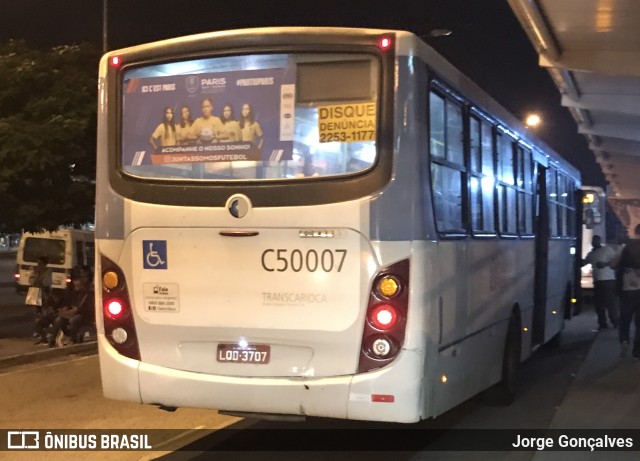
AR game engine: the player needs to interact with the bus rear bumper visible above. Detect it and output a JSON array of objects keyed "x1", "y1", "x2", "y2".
[{"x1": 99, "y1": 336, "x2": 423, "y2": 423}]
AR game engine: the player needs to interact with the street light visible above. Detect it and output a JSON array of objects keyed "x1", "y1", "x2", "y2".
[{"x1": 525, "y1": 113, "x2": 542, "y2": 128}]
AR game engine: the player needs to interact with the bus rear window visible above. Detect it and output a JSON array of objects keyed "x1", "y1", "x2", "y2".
[
  {"x1": 121, "y1": 53, "x2": 380, "y2": 181},
  {"x1": 23, "y1": 238, "x2": 66, "y2": 265}
]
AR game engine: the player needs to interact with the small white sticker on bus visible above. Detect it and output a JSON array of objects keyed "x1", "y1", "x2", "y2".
[{"x1": 143, "y1": 283, "x2": 180, "y2": 312}]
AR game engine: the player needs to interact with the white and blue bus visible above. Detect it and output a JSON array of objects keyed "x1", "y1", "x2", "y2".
[{"x1": 95, "y1": 27, "x2": 580, "y2": 423}]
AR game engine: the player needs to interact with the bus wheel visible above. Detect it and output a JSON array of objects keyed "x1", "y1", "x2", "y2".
[{"x1": 495, "y1": 314, "x2": 521, "y2": 405}]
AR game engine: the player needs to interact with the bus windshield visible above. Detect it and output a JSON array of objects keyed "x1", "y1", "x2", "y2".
[{"x1": 121, "y1": 53, "x2": 380, "y2": 182}]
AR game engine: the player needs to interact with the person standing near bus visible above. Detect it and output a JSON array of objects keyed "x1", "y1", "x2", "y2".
[
  {"x1": 608, "y1": 224, "x2": 640, "y2": 358},
  {"x1": 239, "y1": 103, "x2": 264, "y2": 151},
  {"x1": 192, "y1": 98, "x2": 223, "y2": 144},
  {"x1": 149, "y1": 107, "x2": 177, "y2": 151},
  {"x1": 582, "y1": 234, "x2": 619, "y2": 330},
  {"x1": 28, "y1": 256, "x2": 53, "y2": 344}
]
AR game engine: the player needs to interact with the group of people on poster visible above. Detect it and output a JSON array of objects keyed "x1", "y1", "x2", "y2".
[{"x1": 149, "y1": 97, "x2": 264, "y2": 152}]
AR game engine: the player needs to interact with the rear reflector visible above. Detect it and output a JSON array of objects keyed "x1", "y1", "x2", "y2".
[{"x1": 371, "y1": 394, "x2": 395, "y2": 403}]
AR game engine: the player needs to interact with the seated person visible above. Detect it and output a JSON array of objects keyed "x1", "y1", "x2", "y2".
[
  {"x1": 48, "y1": 267, "x2": 95, "y2": 347},
  {"x1": 34, "y1": 289, "x2": 65, "y2": 344}
]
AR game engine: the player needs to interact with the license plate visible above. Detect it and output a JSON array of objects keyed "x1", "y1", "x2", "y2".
[{"x1": 217, "y1": 344, "x2": 270, "y2": 364}]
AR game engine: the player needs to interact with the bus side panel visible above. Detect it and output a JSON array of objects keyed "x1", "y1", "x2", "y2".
[
  {"x1": 433, "y1": 324, "x2": 505, "y2": 417},
  {"x1": 545, "y1": 239, "x2": 574, "y2": 341},
  {"x1": 432, "y1": 240, "x2": 502, "y2": 416},
  {"x1": 430, "y1": 238, "x2": 535, "y2": 417}
]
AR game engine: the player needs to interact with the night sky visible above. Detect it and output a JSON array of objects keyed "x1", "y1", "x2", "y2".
[{"x1": 0, "y1": 0, "x2": 605, "y2": 185}]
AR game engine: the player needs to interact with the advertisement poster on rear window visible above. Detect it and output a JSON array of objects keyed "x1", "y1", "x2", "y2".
[{"x1": 121, "y1": 68, "x2": 295, "y2": 167}]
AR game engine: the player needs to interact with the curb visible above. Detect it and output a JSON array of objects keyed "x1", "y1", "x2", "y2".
[{"x1": 0, "y1": 341, "x2": 97, "y2": 370}]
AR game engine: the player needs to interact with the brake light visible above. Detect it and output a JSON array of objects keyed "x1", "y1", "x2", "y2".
[
  {"x1": 358, "y1": 259, "x2": 409, "y2": 373},
  {"x1": 107, "y1": 300, "x2": 124, "y2": 318},
  {"x1": 110, "y1": 56, "x2": 121, "y2": 68},
  {"x1": 100, "y1": 255, "x2": 140, "y2": 361},
  {"x1": 370, "y1": 304, "x2": 398, "y2": 330}
]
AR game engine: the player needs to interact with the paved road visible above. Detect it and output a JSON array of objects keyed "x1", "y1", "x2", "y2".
[{"x1": 0, "y1": 354, "x2": 241, "y2": 461}]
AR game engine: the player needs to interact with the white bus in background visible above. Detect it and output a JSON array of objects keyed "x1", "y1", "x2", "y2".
[
  {"x1": 15, "y1": 228, "x2": 95, "y2": 292},
  {"x1": 95, "y1": 27, "x2": 580, "y2": 423},
  {"x1": 580, "y1": 186, "x2": 607, "y2": 292}
]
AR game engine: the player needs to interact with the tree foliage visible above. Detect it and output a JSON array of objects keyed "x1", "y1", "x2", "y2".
[{"x1": 0, "y1": 40, "x2": 99, "y2": 233}]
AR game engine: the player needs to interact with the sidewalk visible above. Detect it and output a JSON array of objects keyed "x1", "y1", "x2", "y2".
[
  {"x1": 533, "y1": 311, "x2": 640, "y2": 460},
  {"x1": 0, "y1": 247, "x2": 97, "y2": 370},
  {"x1": 0, "y1": 337, "x2": 97, "y2": 370}
]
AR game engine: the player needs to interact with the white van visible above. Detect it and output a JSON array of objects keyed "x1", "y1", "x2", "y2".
[{"x1": 14, "y1": 229, "x2": 95, "y2": 292}]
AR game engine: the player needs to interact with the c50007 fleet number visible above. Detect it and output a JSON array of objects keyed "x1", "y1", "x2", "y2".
[{"x1": 261, "y1": 249, "x2": 347, "y2": 273}]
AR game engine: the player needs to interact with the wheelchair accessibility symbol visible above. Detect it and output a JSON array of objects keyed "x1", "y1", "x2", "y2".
[{"x1": 143, "y1": 240, "x2": 168, "y2": 269}]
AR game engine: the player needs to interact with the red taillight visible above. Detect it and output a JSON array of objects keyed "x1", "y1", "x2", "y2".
[
  {"x1": 14, "y1": 273, "x2": 20, "y2": 281},
  {"x1": 370, "y1": 304, "x2": 398, "y2": 330},
  {"x1": 110, "y1": 56, "x2": 121, "y2": 68},
  {"x1": 379, "y1": 36, "x2": 392, "y2": 51},
  {"x1": 358, "y1": 259, "x2": 410, "y2": 373},
  {"x1": 107, "y1": 300, "x2": 124, "y2": 318}
]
